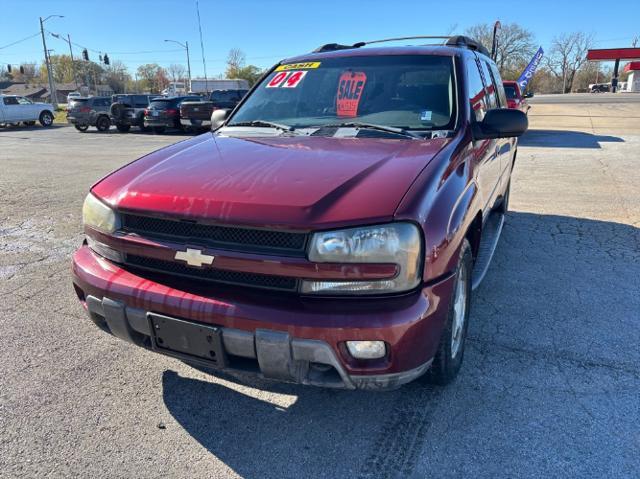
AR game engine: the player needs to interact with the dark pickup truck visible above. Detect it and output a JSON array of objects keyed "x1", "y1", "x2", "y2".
[
  {"x1": 180, "y1": 89, "x2": 248, "y2": 130},
  {"x1": 72, "y1": 36, "x2": 527, "y2": 390}
]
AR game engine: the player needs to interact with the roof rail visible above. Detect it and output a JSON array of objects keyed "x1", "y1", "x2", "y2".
[{"x1": 312, "y1": 35, "x2": 490, "y2": 56}]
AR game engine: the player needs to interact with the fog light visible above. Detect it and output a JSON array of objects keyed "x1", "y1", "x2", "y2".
[{"x1": 346, "y1": 340, "x2": 386, "y2": 359}]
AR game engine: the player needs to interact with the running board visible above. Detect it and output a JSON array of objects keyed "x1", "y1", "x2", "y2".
[{"x1": 471, "y1": 211, "x2": 505, "y2": 291}]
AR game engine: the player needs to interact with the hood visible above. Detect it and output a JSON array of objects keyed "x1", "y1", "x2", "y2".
[{"x1": 92, "y1": 133, "x2": 449, "y2": 229}]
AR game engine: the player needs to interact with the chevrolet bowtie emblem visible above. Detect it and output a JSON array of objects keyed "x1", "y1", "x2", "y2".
[{"x1": 174, "y1": 248, "x2": 215, "y2": 267}]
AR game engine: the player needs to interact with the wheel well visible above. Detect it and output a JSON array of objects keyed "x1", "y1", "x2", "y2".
[{"x1": 465, "y1": 212, "x2": 483, "y2": 263}]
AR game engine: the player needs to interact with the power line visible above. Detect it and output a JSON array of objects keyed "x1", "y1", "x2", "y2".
[{"x1": 0, "y1": 32, "x2": 41, "y2": 50}]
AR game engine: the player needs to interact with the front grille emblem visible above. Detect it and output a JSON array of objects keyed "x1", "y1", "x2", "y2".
[{"x1": 174, "y1": 248, "x2": 215, "y2": 267}]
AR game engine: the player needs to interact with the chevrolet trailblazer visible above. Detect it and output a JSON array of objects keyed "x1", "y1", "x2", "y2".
[{"x1": 72, "y1": 36, "x2": 527, "y2": 390}]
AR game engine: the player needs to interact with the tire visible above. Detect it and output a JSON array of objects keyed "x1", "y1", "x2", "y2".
[
  {"x1": 116, "y1": 124, "x2": 131, "y2": 133},
  {"x1": 75, "y1": 124, "x2": 89, "y2": 132},
  {"x1": 39, "y1": 111, "x2": 54, "y2": 127},
  {"x1": 426, "y1": 239, "x2": 473, "y2": 385},
  {"x1": 153, "y1": 126, "x2": 166, "y2": 134},
  {"x1": 96, "y1": 116, "x2": 110, "y2": 132}
]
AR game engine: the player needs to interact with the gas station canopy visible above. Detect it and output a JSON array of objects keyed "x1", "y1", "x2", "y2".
[{"x1": 586, "y1": 48, "x2": 640, "y2": 92}]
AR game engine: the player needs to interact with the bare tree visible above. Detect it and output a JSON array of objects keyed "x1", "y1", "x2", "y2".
[
  {"x1": 546, "y1": 32, "x2": 594, "y2": 93},
  {"x1": 226, "y1": 48, "x2": 246, "y2": 74},
  {"x1": 465, "y1": 23, "x2": 536, "y2": 74},
  {"x1": 167, "y1": 63, "x2": 186, "y2": 83}
]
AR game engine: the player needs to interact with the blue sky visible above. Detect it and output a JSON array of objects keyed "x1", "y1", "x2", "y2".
[{"x1": 1, "y1": 0, "x2": 637, "y2": 77}]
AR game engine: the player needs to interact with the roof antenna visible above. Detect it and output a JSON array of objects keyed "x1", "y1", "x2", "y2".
[{"x1": 491, "y1": 21, "x2": 501, "y2": 61}]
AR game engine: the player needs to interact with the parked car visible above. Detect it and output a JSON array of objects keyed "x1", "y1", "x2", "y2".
[
  {"x1": 66, "y1": 96, "x2": 112, "y2": 132},
  {"x1": 502, "y1": 80, "x2": 530, "y2": 114},
  {"x1": 0, "y1": 95, "x2": 54, "y2": 127},
  {"x1": 180, "y1": 89, "x2": 248, "y2": 131},
  {"x1": 143, "y1": 95, "x2": 200, "y2": 133},
  {"x1": 109, "y1": 94, "x2": 157, "y2": 132},
  {"x1": 589, "y1": 83, "x2": 610, "y2": 93},
  {"x1": 72, "y1": 36, "x2": 528, "y2": 390},
  {"x1": 67, "y1": 92, "x2": 82, "y2": 103}
]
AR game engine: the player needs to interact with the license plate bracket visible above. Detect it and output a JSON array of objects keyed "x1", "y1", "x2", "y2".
[{"x1": 148, "y1": 313, "x2": 227, "y2": 368}]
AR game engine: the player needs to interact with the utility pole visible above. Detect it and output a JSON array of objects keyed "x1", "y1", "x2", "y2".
[
  {"x1": 51, "y1": 32, "x2": 78, "y2": 89},
  {"x1": 40, "y1": 16, "x2": 59, "y2": 107},
  {"x1": 185, "y1": 41, "x2": 192, "y2": 93},
  {"x1": 164, "y1": 39, "x2": 192, "y2": 93},
  {"x1": 67, "y1": 34, "x2": 77, "y2": 89},
  {"x1": 195, "y1": 0, "x2": 208, "y2": 93}
]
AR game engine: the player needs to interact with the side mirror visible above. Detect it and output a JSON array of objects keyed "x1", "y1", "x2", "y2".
[
  {"x1": 473, "y1": 109, "x2": 528, "y2": 140},
  {"x1": 210, "y1": 109, "x2": 230, "y2": 130},
  {"x1": 523, "y1": 91, "x2": 534, "y2": 98}
]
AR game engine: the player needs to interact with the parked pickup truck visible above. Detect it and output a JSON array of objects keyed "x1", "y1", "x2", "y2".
[
  {"x1": 72, "y1": 36, "x2": 527, "y2": 390},
  {"x1": 0, "y1": 94, "x2": 54, "y2": 127},
  {"x1": 179, "y1": 89, "x2": 248, "y2": 130}
]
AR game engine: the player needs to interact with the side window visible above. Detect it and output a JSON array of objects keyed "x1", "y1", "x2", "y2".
[
  {"x1": 479, "y1": 61, "x2": 497, "y2": 109},
  {"x1": 466, "y1": 59, "x2": 486, "y2": 122},
  {"x1": 4, "y1": 97, "x2": 19, "y2": 105},
  {"x1": 17, "y1": 97, "x2": 32, "y2": 105},
  {"x1": 487, "y1": 62, "x2": 507, "y2": 108},
  {"x1": 134, "y1": 95, "x2": 148, "y2": 107}
]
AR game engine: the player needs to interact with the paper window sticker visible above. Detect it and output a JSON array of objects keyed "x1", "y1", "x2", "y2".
[
  {"x1": 266, "y1": 71, "x2": 290, "y2": 88},
  {"x1": 336, "y1": 71, "x2": 367, "y2": 117}
]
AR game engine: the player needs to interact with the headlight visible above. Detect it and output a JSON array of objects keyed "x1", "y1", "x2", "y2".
[
  {"x1": 82, "y1": 193, "x2": 119, "y2": 233},
  {"x1": 303, "y1": 222, "x2": 422, "y2": 294}
]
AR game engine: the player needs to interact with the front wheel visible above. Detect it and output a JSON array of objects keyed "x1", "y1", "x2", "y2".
[
  {"x1": 96, "y1": 116, "x2": 110, "y2": 132},
  {"x1": 39, "y1": 111, "x2": 54, "y2": 127},
  {"x1": 426, "y1": 238, "x2": 472, "y2": 385},
  {"x1": 75, "y1": 124, "x2": 89, "y2": 132}
]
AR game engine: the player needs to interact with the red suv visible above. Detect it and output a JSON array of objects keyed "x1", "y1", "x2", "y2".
[
  {"x1": 503, "y1": 80, "x2": 530, "y2": 113},
  {"x1": 72, "y1": 36, "x2": 527, "y2": 390}
]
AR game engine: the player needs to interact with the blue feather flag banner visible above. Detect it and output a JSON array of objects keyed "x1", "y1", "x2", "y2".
[{"x1": 517, "y1": 47, "x2": 544, "y2": 91}]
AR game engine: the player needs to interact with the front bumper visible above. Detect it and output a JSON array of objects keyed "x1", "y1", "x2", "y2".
[{"x1": 72, "y1": 246, "x2": 454, "y2": 390}]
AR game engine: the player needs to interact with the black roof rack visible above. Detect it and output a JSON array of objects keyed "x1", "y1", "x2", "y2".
[{"x1": 312, "y1": 35, "x2": 490, "y2": 57}]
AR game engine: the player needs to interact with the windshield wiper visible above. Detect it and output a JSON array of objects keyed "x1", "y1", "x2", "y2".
[
  {"x1": 226, "y1": 120, "x2": 293, "y2": 132},
  {"x1": 318, "y1": 122, "x2": 421, "y2": 139}
]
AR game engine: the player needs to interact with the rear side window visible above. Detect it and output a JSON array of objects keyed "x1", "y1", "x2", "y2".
[
  {"x1": 93, "y1": 98, "x2": 110, "y2": 107},
  {"x1": 487, "y1": 62, "x2": 507, "y2": 107},
  {"x1": 479, "y1": 60, "x2": 497, "y2": 109},
  {"x1": 133, "y1": 95, "x2": 149, "y2": 107},
  {"x1": 466, "y1": 59, "x2": 486, "y2": 122}
]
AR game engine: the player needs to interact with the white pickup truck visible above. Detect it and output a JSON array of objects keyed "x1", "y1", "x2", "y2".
[{"x1": 0, "y1": 95, "x2": 55, "y2": 127}]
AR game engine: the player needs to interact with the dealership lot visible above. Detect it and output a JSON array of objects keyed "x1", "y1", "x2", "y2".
[{"x1": 1, "y1": 100, "x2": 639, "y2": 478}]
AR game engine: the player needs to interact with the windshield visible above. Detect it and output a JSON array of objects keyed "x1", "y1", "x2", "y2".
[
  {"x1": 229, "y1": 55, "x2": 456, "y2": 131},
  {"x1": 504, "y1": 85, "x2": 518, "y2": 99}
]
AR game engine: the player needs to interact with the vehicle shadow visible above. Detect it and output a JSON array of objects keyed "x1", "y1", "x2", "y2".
[
  {"x1": 160, "y1": 211, "x2": 640, "y2": 478},
  {"x1": 0, "y1": 124, "x2": 66, "y2": 132},
  {"x1": 519, "y1": 129, "x2": 624, "y2": 149}
]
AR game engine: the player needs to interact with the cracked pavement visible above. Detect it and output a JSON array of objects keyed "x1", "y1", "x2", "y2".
[{"x1": 1, "y1": 102, "x2": 639, "y2": 478}]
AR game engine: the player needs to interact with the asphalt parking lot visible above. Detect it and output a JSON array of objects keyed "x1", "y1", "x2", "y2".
[{"x1": 1, "y1": 101, "x2": 639, "y2": 478}]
